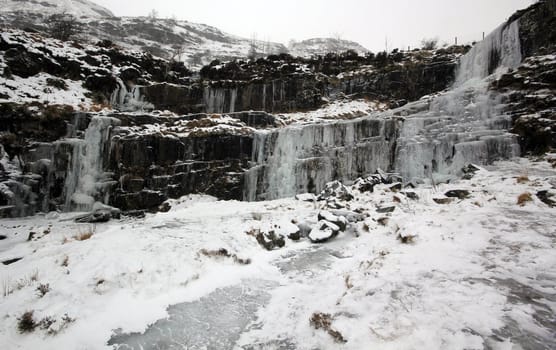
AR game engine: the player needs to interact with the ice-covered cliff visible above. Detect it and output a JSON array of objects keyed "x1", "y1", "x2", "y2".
[{"x1": 244, "y1": 20, "x2": 524, "y2": 200}]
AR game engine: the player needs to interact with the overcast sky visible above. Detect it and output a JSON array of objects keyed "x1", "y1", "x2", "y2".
[{"x1": 92, "y1": 0, "x2": 535, "y2": 51}]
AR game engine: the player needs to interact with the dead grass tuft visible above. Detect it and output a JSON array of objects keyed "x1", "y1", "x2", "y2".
[
  {"x1": 397, "y1": 233, "x2": 416, "y2": 244},
  {"x1": 517, "y1": 192, "x2": 533, "y2": 206},
  {"x1": 17, "y1": 311, "x2": 37, "y2": 333},
  {"x1": 309, "y1": 312, "x2": 347, "y2": 343},
  {"x1": 200, "y1": 248, "x2": 251, "y2": 265},
  {"x1": 516, "y1": 175, "x2": 529, "y2": 184},
  {"x1": 36, "y1": 283, "x2": 50, "y2": 297}
]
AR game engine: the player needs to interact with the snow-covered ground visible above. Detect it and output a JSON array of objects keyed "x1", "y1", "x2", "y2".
[
  {"x1": 277, "y1": 99, "x2": 388, "y2": 125},
  {"x1": 0, "y1": 157, "x2": 555, "y2": 349}
]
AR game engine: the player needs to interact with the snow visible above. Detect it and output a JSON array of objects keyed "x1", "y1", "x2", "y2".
[
  {"x1": 0, "y1": 158, "x2": 555, "y2": 349},
  {"x1": 0, "y1": 0, "x2": 114, "y2": 18},
  {"x1": 0, "y1": 73, "x2": 92, "y2": 109},
  {"x1": 277, "y1": 99, "x2": 387, "y2": 125}
]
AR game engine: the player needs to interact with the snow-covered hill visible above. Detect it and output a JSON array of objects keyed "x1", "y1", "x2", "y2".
[
  {"x1": 0, "y1": 1, "x2": 373, "y2": 66},
  {"x1": 0, "y1": 0, "x2": 287, "y2": 66},
  {"x1": 0, "y1": 0, "x2": 114, "y2": 18},
  {"x1": 289, "y1": 38, "x2": 369, "y2": 57}
]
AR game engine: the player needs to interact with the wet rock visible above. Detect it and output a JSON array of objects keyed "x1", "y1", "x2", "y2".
[
  {"x1": 122, "y1": 210, "x2": 146, "y2": 218},
  {"x1": 309, "y1": 220, "x2": 340, "y2": 243},
  {"x1": 445, "y1": 190, "x2": 471, "y2": 199},
  {"x1": 376, "y1": 206, "x2": 396, "y2": 213},
  {"x1": 2, "y1": 257, "x2": 22, "y2": 265},
  {"x1": 112, "y1": 190, "x2": 167, "y2": 211},
  {"x1": 536, "y1": 190, "x2": 556, "y2": 207},
  {"x1": 74, "y1": 209, "x2": 112, "y2": 223}
]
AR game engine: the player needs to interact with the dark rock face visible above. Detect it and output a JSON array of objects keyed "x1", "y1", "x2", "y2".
[
  {"x1": 512, "y1": 0, "x2": 556, "y2": 57},
  {"x1": 109, "y1": 131, "x2": 253, "y2": 209},
  {"x1": 493, "y1": 55, "x2": 556, "y2": 155},
  {"x1": 140, "y1": 83, "x2": 204, "y2": 115},
  {"x1": 204, "y1": 77, "x2": 326, "y2": 114},
  {"x1": 0, "y1": 110, "x2": 255, "y2": 215},
  {"x1": 492, "y1": 0, "x2": 556, "y2": 155},
  {"x1": 332, "y1": 58, "x2": 458, "y2": 106}
]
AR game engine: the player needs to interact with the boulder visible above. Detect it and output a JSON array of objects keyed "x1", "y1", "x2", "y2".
[
  {"x1": 445, "y1": 190, "x2": 471, "y2": 199},
  {"x1": 318, "y1": 181, "x2": 354, "y2": 202},
  {"x1": 256, "y1": 230, "x2": 286, "y2": 251},
  {"x1": 353, "y1": 175, "x2": 382, "y2": 193},
  {"x1": 309, "y1": 220, "x2": 341, "y2": 243},
  {"x1": 317, "y1": 210, "x2": 348, "y2": 231}
]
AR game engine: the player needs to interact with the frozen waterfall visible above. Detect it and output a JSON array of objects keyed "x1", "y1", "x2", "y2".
[
  {"x1": 244, "y1": 19, "x2": 523, "y2": 200},
  {"x1": 63, "y1": 116, "x2": 120, "y2": 211},
  {"x1": 110, "y1": 78, "x2": 154, "y2": 112}
]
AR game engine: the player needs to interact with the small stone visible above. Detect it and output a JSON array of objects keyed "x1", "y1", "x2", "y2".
[
  {"x1": 402, "y1": 191, "x2": 419, "y2": 200},
  {"x1": 377, "y1": 217, "x2": 389, "y2": 226},
  {"x1": 376, "y1": 206, "x2": 396, "y2": 213},
  {"x1": 445, "y1": 190, "x2": 471, "y2": 199},
  {"x1": 389, "y1": 183, "x2": 402, "y2": 192},
  {"x1": 433, "y1": 198, "x2": 453, "y2": 205}
]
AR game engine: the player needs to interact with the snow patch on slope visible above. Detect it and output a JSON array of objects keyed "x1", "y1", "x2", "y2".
[{"x1": 0, "y1": 0, "x2": 114, "y2": 18}]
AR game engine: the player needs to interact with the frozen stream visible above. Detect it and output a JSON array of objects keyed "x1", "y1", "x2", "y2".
[
  {"x1": 108, "y1": 280, "x2": 277, "y2": 350},
  {"x1": 108, "y1": 247, "x2": 341, "y2": 350}
]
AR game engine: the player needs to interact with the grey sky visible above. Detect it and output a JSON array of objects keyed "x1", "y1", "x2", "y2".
[{"x1": 92, "y1": 0, "x2": 535, "y2": 51}]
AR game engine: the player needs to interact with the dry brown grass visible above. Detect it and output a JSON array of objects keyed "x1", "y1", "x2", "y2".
[
  {"x1": 517, "y1": 192, "x2": 533, "y2": 206},
  {"x1": 516, "y1": 175, "x2": 529, "y2": 184},
  {"x1": 73, "y1": 232, "x2": 93, "y2": 241},
  {"x1": 309, "y1": 312, "x2": 347, "y2": 343}
]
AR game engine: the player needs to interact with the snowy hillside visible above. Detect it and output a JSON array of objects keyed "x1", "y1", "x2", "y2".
[
  {"x1": 0, "y1": 1, "x2": 287, "y2": 66},
  {"x1": 0, "y1": 0, "x2": 114, "y2": 18},
  {"x1": 289, "y1": 38, "x2": 369, "y2": 57},
  {"x1": 0, "y1": 1, "x2": 373, "y2": 65}
]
